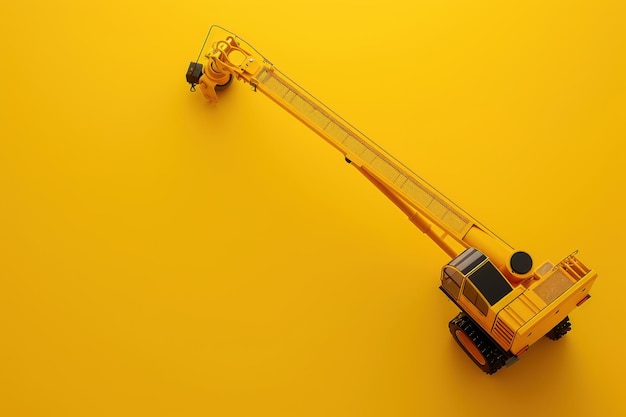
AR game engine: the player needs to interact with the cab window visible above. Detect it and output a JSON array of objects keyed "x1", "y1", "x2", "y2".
[
  {"x1": 462, "y1": 281, "x2": 489, "y2": 316},
  {"x1": 442, "y1": 266, "x2": 463, "y2": 299},
  {"x1": 468, "y1": 261, "x2": 513, "y2": 305}
]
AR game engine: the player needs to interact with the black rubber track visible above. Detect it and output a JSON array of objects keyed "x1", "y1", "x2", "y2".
[
  {"x1": 545, "y1": 316, "x2": 571, "y2": 341},
  {"x1": 449, "y1": 312, "x2": 507, "y2": 375}
]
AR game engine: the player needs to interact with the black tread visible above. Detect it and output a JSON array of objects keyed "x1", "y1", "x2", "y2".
[
  {"x1": 545, "y1": 316, "x2": 571, "y2": 341},
  {"x1": 449, "y1": 313, "x2": 507, "y2": 375}
]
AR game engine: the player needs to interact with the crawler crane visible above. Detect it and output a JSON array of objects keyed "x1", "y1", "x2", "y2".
[{"x1": 186, "y1": 26, "x2": 597, "y2": 374}]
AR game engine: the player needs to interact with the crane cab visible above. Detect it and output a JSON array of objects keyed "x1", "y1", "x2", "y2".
[
  {"x1": 441, "y1": 248, "x2": 514, "y2": 303},
  {"x1": 440, "y1": 248, "x2": 517, "y2": 334}
]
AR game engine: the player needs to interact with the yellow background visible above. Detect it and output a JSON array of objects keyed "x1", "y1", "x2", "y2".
[{"x1": 2, "y1": 1, "x2": 625, "y2": 416}]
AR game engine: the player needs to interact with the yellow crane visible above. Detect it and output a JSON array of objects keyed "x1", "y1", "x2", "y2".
[{"x1": 186, "y1": 25, "x2": 597, "y2": 374}]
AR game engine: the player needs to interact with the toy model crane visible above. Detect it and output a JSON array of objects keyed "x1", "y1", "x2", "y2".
[{"x1": 186, "y1": 26, "x2": 597, "y2": 374}]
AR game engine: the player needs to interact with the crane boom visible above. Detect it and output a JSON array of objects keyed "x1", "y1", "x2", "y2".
[
  {"x1": 187, "y1": 26, "x2": 597, "y2": 374},
  {"x1": 187, "y1": 26, "x2": 530, "y2": 283}
]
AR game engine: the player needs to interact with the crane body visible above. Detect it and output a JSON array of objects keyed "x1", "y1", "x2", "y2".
[{"x1": 187, "y1": 26, "x2": 597, "y2": 374}]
